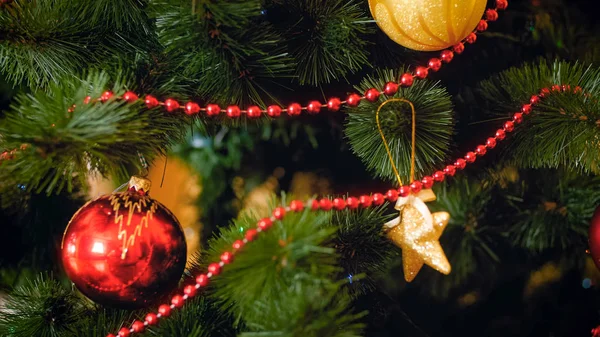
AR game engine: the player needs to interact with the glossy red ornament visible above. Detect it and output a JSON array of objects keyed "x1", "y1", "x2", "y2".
[
  {"x1": 61, "y1": 176, "x2": 187, "y2": 309},
  {"x1": 384, "y1": 82, "x2": 399, "y2": 96},
  {"x1": 327, "y1": 98, "x2": 342, "y2": 111},
  {"x1": 588, "y1": 206, "x2": 600, "y2": 272},
  {"x1": 428, "y1": 58, "x2": 442, "y2": 72},
  {"x1": 365, "y1": 88, "x2": 380, "y2": 102},
  {"x1": 400, "y1": 73, "x2": 414, "y2": 87}
]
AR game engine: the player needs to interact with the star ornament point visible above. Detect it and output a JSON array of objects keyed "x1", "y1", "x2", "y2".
[{"x1": 384, "y1": 189, "x2": 451, "y2": 282}]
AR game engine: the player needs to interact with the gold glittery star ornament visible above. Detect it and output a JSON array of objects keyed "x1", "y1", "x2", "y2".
[{"x1": 384, "y1": 189, "x2": 451, "y2": 282}]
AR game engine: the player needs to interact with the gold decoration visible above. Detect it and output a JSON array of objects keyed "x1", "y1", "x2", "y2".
[
  {"x1": 127, "y1": 175, "x2": 152, "y2": 193},
  {"x1": 384, "y1": 189, "x2": 451, "y2": 282},
  {"x1": 368, "y1": 0, "x2": 487, "y2": 51},
  {"x1": 109, "y1": 193, "x2": 159, "y2": 259}
]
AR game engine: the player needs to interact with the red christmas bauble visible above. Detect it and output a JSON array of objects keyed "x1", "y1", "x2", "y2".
[
  {"x1": 61, "y1": 176, "x2": 187, "y2": 309},
  {"x1": 589, "y1": 205, "x2": 600, "y2": 271}
]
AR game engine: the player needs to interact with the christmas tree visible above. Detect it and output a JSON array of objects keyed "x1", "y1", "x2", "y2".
[{"x1": 2, "y1": 0, "x2": 600, "y2": 336}]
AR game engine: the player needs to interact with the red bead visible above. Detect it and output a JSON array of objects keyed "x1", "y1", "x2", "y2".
[
  {"x1": 346, "y1": 197, "x2": 359, "y2": 209},
  {"x1": 410, "y1": 181, "x2": 423, "y2": 194},
  {"x1": 206, "y1": 104, "x2": 221, "y2": 116},
  {"x1": 421, "y1": 176, "x2": 434, "y2": 189},
  {"x1": 521, "y1": 104, "x2": 532, "y2": 114},
  {"x1": 118, "y1": 327, "x2": 130, "y2": 337},
  {"x1": 290, "y1": 200, "x2": 304, "y2": 212},
  {"x1": 372, "y1": 193, "x2": 385, "y2": 205},
  {"x1": 433, "y1": 171, "x2": 445, "y2": 182},
  {"x1": 440, "y1": 50, "x2": 454, "y2": 63},
  {"x1": 365, "y1": 88, "x2": 380, "y2": 102},
  {"x1": 503, "y1": 121, "x2": 515, "y2": 132},
  {"x1": 465, "y1": 152, "x2": 476, "y2": 163},
  {"x1": 384, "y1": 82, "x2": 399, "y2": 95},
  {"x1": 319, "y1": 199, "x2": 333, "y2": 211},
  {"x1": 475, "y1": 145, "x2": 487, "y2": 156},
  {"x1": 562, "y1": 84, "x2": 570, "y2": 92},
  {"x1": 258, "y1": 218, "x2": 272, "y2": 230},
  {"x1": 359, "y1": 195, "x2": 372, "y2": 207},
  {"x1": 495, "y1": 129, "x2": 506, "y2": 140},
  {"x1": 540, "y1": 88, "x2": 551, "y2": 97},
  {"x1": 477, "y1": 20, "x2": 488, "y2": 32},
  {"x1": 247, "y1": 106, "x2": 262, "y2": 118},
  {"x1": 530, "y1": 95, "x2": 540, "y2": 105},
  {"x1": 245, "y1": 229, "x2": 258, "y2": 241},
  {"x1": 220, "y1": 252, "x2": 233, "y2": 264},
  {"x1": 196, "y1": 274, "x2": 209, "y2": 286},
  {"x1": 465, "y1": 32, "x2": 477, "y2": 44},
  {"x1": 158, "y1": 304, "x2": 171, "y2": 317},
  {"x1": 496, "y1": 0, "x2": 508, "y2": 10},
  {"x1": 311, "y1": 199, "x2": 320, "y2": 210},
  {"x1": 185, "y1": 102, "x2": 201, "y2": 115},
  {"x1": 83, "y1": 96, "x2": 92, "y2": 104},
  {"x1": 454, "y1": 158, "x2": 466, "y2": 170},
  {"x1": 386, "y1": 189, "x2": 399, "y2": 202},
  {"x1": 171, "y1": 294, "x2": 184, "y2": 308},
  {"x1": 232, "y1": 240, "x2": 244, "y2": 250},
  {"x1": 227, "y1": 105, "x2": 241, "y2": 118},
  {"x1": 398, "y1": 186, "x2": 410, "y2": 197},
  {"x1": 100, "y1": 91, "x2": 114, "y2": 102},
  {"x1": 415, "y1": 66, "x2": 429, "y2": 79},
  {"x1": 347, "y1": 93, "x2": 362, "y2": 107},
  {"x1": 513, "y1": 112, "x2": 523, "y2": 124},
  {"x1": 123, "y1": 91, "x2": 139, "y2": 103},
  {"x1": 183, "y1": 285, "x2": 196, "y2": 297},
  {"x1": 208, "y1": 263, "x2": 221, "y2": 276},
  {"x1": 400, "y1": 73, "x2": 414, "y2": 87},
  {"x1": 327, "y1": 97, "x2": 342, "y2": 111},
  {"x1": 307, "y1": 101, "x2": 322, "y2": 114},
  {"x1": 287, "y1": 103, "x2": 302, "y2": 116},
  {"x1": 453, "y1": 43, "x2": 465, "y2": 54},
  {"x1": 132, "y1": 320, "x2": 145, "y2": 333},
  {"x1": 486, "y1": 137, "x2": 497, "y2": 149},
  {"x1": 333, "y1": 198, "x2": 347, "y2": 210},
  {"x1": 552, "y1": 84, "x2": 561, "y2": 92},
  {"x1": 273, "y1": 207, "x2": 286, "y2": 219},
  {"x1": 486, "y1": 9, "x2": 498, "y2": 21},
  {"x1": 145, "y1": 313, "x2": 158, "y2": 326},
  {"x1": 428, "y1": 58, "x2": 442, "y2": 72},
  {"x1": 267, "y1": 105, "x2": 282, "y2": 117},
  {"x1": 107, "y1": 334, "x2": 116, "y2": 337},
  {"x1": 164, "y1": 99, "x2": 180, "y2": 113},
  {"x1": 574, "y1": 86, "x2": 583, "y2": 94},
  {"x1": 443, "y1": 165, "x2": 456, "y2": 176}
]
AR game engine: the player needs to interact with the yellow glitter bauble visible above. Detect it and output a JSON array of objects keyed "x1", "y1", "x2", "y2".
[{"x1": 368, "y1": 0, "x2": 487, "y2": 51}]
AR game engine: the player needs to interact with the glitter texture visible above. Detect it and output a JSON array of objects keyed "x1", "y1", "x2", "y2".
[
  {"x1": 384, "y1": 190, "x2": 451, "y2": 282},
  {"x1": 368, "y1": 0, "x2": 487, "y2": 51}
]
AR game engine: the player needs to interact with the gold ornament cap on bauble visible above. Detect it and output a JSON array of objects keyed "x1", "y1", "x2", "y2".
[
  {"x1": 368, "y1": 0, "x2": 487, "y2": 51},
  {"x1": 128, "y1": 175, "x2": 152, "y2": 194}
]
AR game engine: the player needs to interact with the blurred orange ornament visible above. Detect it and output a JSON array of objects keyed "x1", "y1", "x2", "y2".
[{"x1": 368, "y1": 0, "x2": 487, "y2": 51}]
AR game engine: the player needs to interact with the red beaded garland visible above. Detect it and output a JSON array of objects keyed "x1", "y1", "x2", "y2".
[
  {"x1": 503, "y1": 121, "x2": 515, "y2": 132},
  {"x1": 232, "y1": 240, "x2": 244, "y2": 250},
  {"x1": 359, "y1": 195, "x2": 372, "y2": 207},
  {"x1": 107, "y1": 334, "x2": 117, "y2": 337},
  {"x1": 145, "y1": 313, "x2": 158, "y2": 326},
  {"x1": 421, "y1": 176, "x2": 434, "y2": 189},
  {"x1": 486, "y1": 9, "x2": 499, "y2": 21},
  {"x1": 384, "y1": 82, "x2": 399, "y2": 95},
  {"x1": 171, "y1": 295, "x2": 184, "y2": 308},
  {"x1": 513, "y1": 112, "x2": 523, "y2": 124},
  {"x1": 398, "y1": 186, "x2": 410, "y2": 197},
  {"x1": 100, "y1": 91, "x2": 114, "y2": 102},
  {"x1": 287, "y1": 103, "x2": 302, "y2": 116},
  {"x1": 347, "y1": 197, "x2": 360, "y2": 209},
  {"x1": 486, "y1": 137, "x2": 497, "y2": 149},
  {"x1": 365, "y1": 88, "x2": 381, "y2": 102},
  {"x1": 521, "y1": 104, "x2": 532, "y2": 114},
  {"x1": 165, "y1": 99, "x2": 180, "y2": 113},
  {"x1": 428, "y1": 58, "x2": 442, "y2": 72},
  {"x1": 475, "y1": 145, "x2": 487, "y2": 156},
  {"x1": 319, "y1": 198, "x2": 333, "y2": 211},
  {"x1": 184, "y1": 285, "x2": 196, "y2": 297},
  {"x1": 477, "y1": 20, "x2": 488, "y2": 32},
  {"x1": 327, "y1": 98, "x2": 342, "y2": 111},
  {"x1": 530, "y1": 95, "x2": 540, "y2": 105},
  {"x1": 454, "y1": 158, "x2": 467, "y2": 170},
  {"x1": 465, "y1": 33, "x2": 477, "y2": 44},
  {"x1": 400, "y1": 73, "x2": 414, "y2": 87},
  {"x1": 440, "y1": 50, "x2": 454, "y2": 63},
  {"x1": 123, "y1": 91, "x2": 139, "y2": 103},
  {"x1": 495, "y1": 129, "x2": 506, "y2": 140},
  {"x1": 131, "y1": 321, "x2": 145, "y2": 333},
  {"x1": 311, "y1": 199, "x2": 320, "y2": 210},
  {"x1": 145, "y1": 95, "x2": 159, "y2": 108},
  {"x1": 247, "y1": 106, "x2": 262, "y2": 118},
  {"x1": 453, "y1": 43, "x2": 465, "y2": 54},
  {"x1": 196, "y1": 274, "x2": 209, "y2": 287},
  {"x1": 386, "y1": 189, "x2": 399, "y2": 202},
  {"x1": 227, "y1": 105, "x2": 241, "y2": 118},
  {"x1": 245, "y1": 229, "x2": 258, "y2": 241},
  {"x1": 433, "y1": 171, "x2": 445, "y2": 182},
  {"x1": 221, "y1": 252, "x2": 234, "y2": 264},
  {"x1": 443, "y1": 165, "x2": 456, "y2": 176},
  {"x1": 372, "y1": 193, "x2": 385, "y2": 205},
  {"x1": 415, "y1": 66, "x2": 429, "y2": 79},
  {"x1": 158, "y1": 304, "x2": 171, "y2": 317},
  {"x1": 207, "y1": 263, "x2": 221, "y2": 276},
  {"x1": 267, "y1": 105, "x2": 282, "y2": 117},
  {"x1": 307, "y1": 101, "x2": 322, "y2": 114},
  {"x1": 118, "y1": 327, "x2": 130, "y2": 337},
  {"x1": 496, "y1": 0, "x2": 508, "y2": 10},
  {"x1": 331, "y1": 198, "x2": 345, "y2": 210},
  {"x1": 258, "y1": 218, "x2": 272, "y2": 230},
  {"x1": 410, "y1": 181, "x2": 423, "y2": 194},
  {"x1": 347, "y1": 94, "x2": 362, "y2": 107},
  {"x1": 465, "y1": 152, "x2": 477, "y2": 163},
  {"x1": 273, "y1": 207, "x2": 286, "y2": 219},
  {"x1": 185, "y1": 102, "x2": 201, "y2": 115},
  {"x1": 290, "y1": 200, "x2": 304, "y2": 212},
  {"x1": 206, "y1": 104, "x2": 221, "y2": 116}
]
